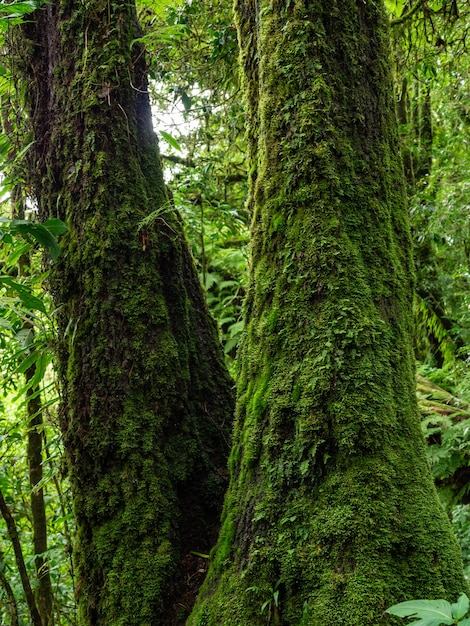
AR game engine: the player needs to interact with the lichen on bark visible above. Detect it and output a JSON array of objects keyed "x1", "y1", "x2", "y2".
[
  {"x1": 18, "y1": 0, "x2": 234, "y2": 624},
  {"x1": 188, "y1": 1, "x2": 467, "y2": 624}
]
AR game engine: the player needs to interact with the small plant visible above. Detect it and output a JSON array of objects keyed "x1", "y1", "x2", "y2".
[
  {"x1": 386, "y1": 593, "x2": 470, "y2": 625},
  {"x1": 246, "y1": 579, "x2": 282, "y2": 626}
]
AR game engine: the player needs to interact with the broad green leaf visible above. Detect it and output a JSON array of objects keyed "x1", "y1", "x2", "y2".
[
  {"x1": 228, "y1": 320, "x2": 244, "y2": 337},
  {"x1": 31, "y1": 350, "x2": 51, "y2": 388},
  {"x1": 43, "y1": 217, "x2": 68, "y2": 235},
  {"x1": 14, "y1": 327, "x2": 35, "y2": 348},
  {"x1": 16, "y1": 287, "x2": 47, "y2": 314},
  {"x1": 159, "y1": 130, "x2": 181, "y2": 151},
  {"x1": 0, "y1": 135, "x2": 11, "y2": 160},
  {"x1": 457, "y1": 618, "x2": 470, "y2": 626},
  {"x1": 0, "y1": 0, "x2": 39, "y2": 15},
  {"x1": 0, "y1": 276, "x2": 47, "y2": 313},
  {"x1": 137, "y1": 0, "x2": 184, "y2": 18},
  {"x1": 386, "y1": 599, "x2": 453, "y2": 625},
  {"x1": 260, "y1": 599, "x2": 270, "y2": 614},
  {"x1": 10, "y1": 220, "x2": 61, "y2": 260},
  {"x1": 452, "y1": 594, "x2": 469, "y2": 620},
  {"x1": 16, "y1": 349, "x2": 39, "y2": 375},
  {"x1": 4, "y1": 241, "x2": 33, "y2": 269},
  {"x1": 224, "y1": 337, "x2": 239, "y2": 354}
]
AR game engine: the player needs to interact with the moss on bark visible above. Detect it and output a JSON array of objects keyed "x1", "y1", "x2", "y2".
[
  {"x1": 188, "y1": 1, "x2": 467, "y2": 624},
  {"x1": 19, "y1": 1, "x2": 234, "y2": 624}
]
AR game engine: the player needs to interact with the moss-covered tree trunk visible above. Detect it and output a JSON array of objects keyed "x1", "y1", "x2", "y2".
[
  {"x1": 188, "y1": 1, "x2": 466, "y2": 624},
  {"x1": 18, "y1": 1, "x2": 234, "y2": 624}
]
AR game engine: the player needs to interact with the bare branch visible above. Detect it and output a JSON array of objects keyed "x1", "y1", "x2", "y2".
[
  {"x1": 391, "y1": 0, "x2": 425, "y2": 26},
  {"x1": 0, "y1": 570, "x2": 19, "y2": 626},
  {"x1": 0, "y1": 488, "x2": 43, "y2": 626},
  {"x1": 161, "y1": 154, "x2": 196, "y2": 167}
]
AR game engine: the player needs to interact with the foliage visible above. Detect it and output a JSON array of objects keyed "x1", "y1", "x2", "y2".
[
  {"x1": 386, "y1": 593, "x2": 470, "y2": 625},
  {"x1": 0, "y1": 213, "x2": 73, "y2": 625},
  {"x1": 141, "y1": 0, "x2": 249, "y2": 363},
  {"x1": 172, "y1": 167, "x2": 248, "y2": 362},
  {"x1": 384, "y1": 0, "x2": 470, "y2": 372},
  {"x1": 417, "y1": 370, "x2": 470, "y2": 506},
  {"x1": 0, "y1": 396, "x2": 75, "y2": 625},
  {"x1": 452, "y1": 506, "x2": 470, "y2": 579}
]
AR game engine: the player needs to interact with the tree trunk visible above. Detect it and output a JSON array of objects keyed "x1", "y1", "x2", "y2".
[
  {"x1": 0, "y1": 489, "x2": 42, "y2": 626},
  {"x1": 0, "y1": 570, "x2": 19, "y2": 626},
  {"x1": 18, "y1": 1, "x2": 234, "y2": 624},
  {"x1": 188, "y1": 1, "x2": 466, "y2": 624},
  {"x1": 26, "y1": 363, "x2": 55, "y2": 626},
  {"x1": 14, "y1": 195, "x2": 55, "y2": 626}
]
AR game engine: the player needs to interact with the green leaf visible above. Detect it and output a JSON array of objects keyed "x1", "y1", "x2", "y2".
[
  {"x1": 181, "y1": 91, "x2": 192, "y2": 111},
  {"x1": 17, "y1": 288, "x2": 47, "y2": 314},
  {"x1": 383, "y1": 0, "x2": 405, "y2": 17},
  {"x1": 452, "y1": 594, "x2": 470, "y2": 621},
  {"x1": 407, "y1": 619, "x2": 454, "y2": 626},
  {"x1": 0, "y1": 135, "x2": 11, "y2": 160},
  {"x1": 260, "y1": 599, "x2": 270, "y2": 614},
  {"x1": 159, "y1": 130, "x2": 182, "y2": 152},
  {"x1": 43, "y1": 217, "x2": 68, "y2": 235},
  {"x1": 386, "y1": 599, "x2": 453, "y2": 625},
  {"x1": 31, "y1": 350, "x2": 51, "y2": 388},
  {"x1": 0, "y1": 0, "x2": 39, "y2": 15},
  {"x1": 10, "y1": 220, "x2": 61, "y2": 261},
  {"x1": 223, "y1": 337, "x2": 239, "y2": 354},
  {"x1": 0, "y1": 277, "x2": 47, "y2": 313},
  {"x1": 0, "y1": 317, "x2": 13, "y2": 330},
  {"x1": 16, "y1": 350, "x2": 39, "y2": 375},
  {"x1": 189, "y1": 551, "x2": 210, "y2": 559},
  {"x1": 4, "y1": 241, "x2": 33, "y2": 269},
  {"x1": 457, "y1": 618, "x2": 470, "y2": 626}
]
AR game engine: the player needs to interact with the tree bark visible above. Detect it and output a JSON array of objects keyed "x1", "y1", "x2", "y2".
[
  {"x1": 18, "y1": 1, "x2": 234, "y2": 624},
  {"x1": 26, "y1": 363, "x2": 55, "y2": 626},
  {"x1": 0, "y1": 569, "x2": 19, "y2": 626},
  {"x1": 0, "y1": 489, "x2": 42, "y2": 626},
  {"x1": 188, "y1": 1, "x2": 467, "y2": 624}
]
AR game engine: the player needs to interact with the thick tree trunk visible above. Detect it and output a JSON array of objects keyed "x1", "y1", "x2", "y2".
[
  {"x1": 18, "y1": 1, "x2": 234, "y2": 624},
  {"x1": 188, "y1": 1, "x2": 466, "y2": 625}
]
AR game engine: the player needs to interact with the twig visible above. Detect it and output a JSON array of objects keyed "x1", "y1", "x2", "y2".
[
  {"x1": 0, "y1": 488, "x2": 43, "y2": 626},
  {"x1": 391, "y1": 0, "x2": 425, "y2": 26},
  {"x1": 0, "y1": 570, "x2": 19, "y2": 626}
]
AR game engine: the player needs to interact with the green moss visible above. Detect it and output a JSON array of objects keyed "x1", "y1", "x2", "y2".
[
  {"x1": 21, "y1": 0, "x2": 234, "y2": 623},
  {"x1": 188, "y1": 0, "x2": 467, "y2": 624}
]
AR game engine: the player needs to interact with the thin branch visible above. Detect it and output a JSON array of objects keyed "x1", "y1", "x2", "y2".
[
  {"x1": 161, "y1": 153, "x2": 196, "y2": 167},
  {"x1": 0, "y1": 488, "x2": 43, "y2": 626},
  {"x1": 223, "y1": 172, "x2": 246, "y2": 183},
  {"x1": 391, "y1": 0, "x2": 425, "y2": 26},
  {"x1": 0, "y1": 570, "x2": 19, "y2": 626},
  {"x1": 161, "y1": 154, "x2": 247, "y2": 184}
]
